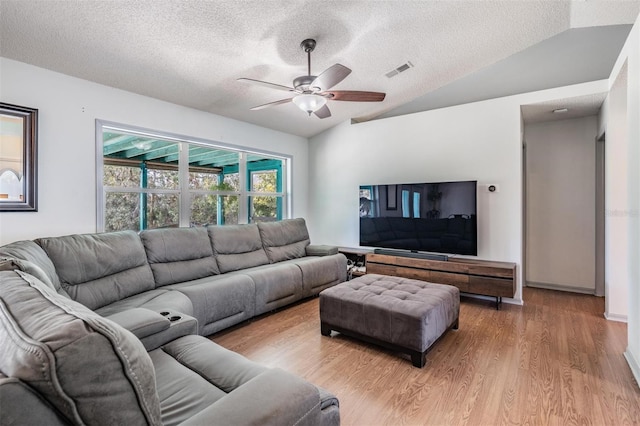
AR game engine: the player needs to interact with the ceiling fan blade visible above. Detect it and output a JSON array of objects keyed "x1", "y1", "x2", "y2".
[
  {"x1": 238, "y1": 78, "x2": 294, "y2": 92},
  {"x1": 310, "y1": 64, "x2": 352, "y2": 91},
  {"x1": 323, "y1": 90, "x2": 386, "y2": 102},
  {"x1": 250, "y1": 98, "x2": 293, "y2": 110},
  {"x1": 314, "y1": 104, "x2": 332, "y2": 119}
]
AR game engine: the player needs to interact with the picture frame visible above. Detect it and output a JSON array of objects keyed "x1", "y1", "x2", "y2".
[
  {"x1": 386, "y1": 184, "x2": 397, "y2": 210},
  {"x1": 0, "y1": 102, "x2": 38, "y2": 212}
]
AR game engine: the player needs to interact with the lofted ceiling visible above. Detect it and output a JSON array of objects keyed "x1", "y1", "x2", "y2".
[{"x1": 1, "y1": 1, "x2": 639, "y2": 138}]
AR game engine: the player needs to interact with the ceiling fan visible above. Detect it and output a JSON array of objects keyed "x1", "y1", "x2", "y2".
[{"x1": 238, "y1": 39, "x2": 386, "y2": 119}]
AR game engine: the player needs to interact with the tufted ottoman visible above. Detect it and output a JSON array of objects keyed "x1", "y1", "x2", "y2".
[{"x1": 319, "y1": 274, "x2": 460, "y2": 367}]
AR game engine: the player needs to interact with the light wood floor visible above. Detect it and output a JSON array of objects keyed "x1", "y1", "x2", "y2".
[{"x1": 210, "y1": 287, "x2": 640, "y2": 425}]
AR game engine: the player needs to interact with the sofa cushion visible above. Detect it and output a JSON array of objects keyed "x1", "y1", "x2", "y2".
[
  {"x1": 36, "y1": 231, "x2": 155, "y2": 310},
  {"x1": 207, "y1": 224, "x2": 269, "y2": 273},
  {"x1": 151, "y1": 335, "x2": 268, "y2": 426},
  {"x1": 240, "y1": 263, "x2": 303, "y2": 315},
  {"x1": 258, "y1": 218, "x2": 310, "y2": 263},
  {"x1": 168, "y1": 274, "x2": 256, "y2": 336},
  {"x1": 150, "y1": 343, "x2": 226, "y2": 426},
  {"x1": 279, "y1": 254, "x2": 347, "y2": 297},
  {"x1": 0, "y1": 270, "x2": 162, "y2": 425},
  {"x1": 153, "y1": 335, "x2": 326, "y2": 426},
  {"x1": 0, "y1": 240, "x2": 64, "y2": 295},
  {"x1": 140, "y1": 227, "x2": 220, "y2": 286}
]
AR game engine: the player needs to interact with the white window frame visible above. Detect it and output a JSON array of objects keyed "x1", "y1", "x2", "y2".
[{"x1": 96, "y1": 120, "x2": 292, "y2": 232}]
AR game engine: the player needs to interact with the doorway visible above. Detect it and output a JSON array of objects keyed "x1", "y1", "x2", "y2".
[{"x1": 521, "y1": 94, "x2": 607, "y2": 296}]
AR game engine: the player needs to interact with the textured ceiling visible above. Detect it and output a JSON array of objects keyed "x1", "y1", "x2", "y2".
[
  {"x1": 377, "y1": 25, "x2": 632, "y2": 121},
  {"x1": 1, "y1": 1, "x2": 639, "y2": 138}
]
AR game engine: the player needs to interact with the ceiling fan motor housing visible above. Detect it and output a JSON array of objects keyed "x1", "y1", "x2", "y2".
[
  {"x1": 300, "y1": 39, "x2": 316, "y2": 53},
  {"x1": 293, "y1": 75, "x2": 319, "y2": 93}
]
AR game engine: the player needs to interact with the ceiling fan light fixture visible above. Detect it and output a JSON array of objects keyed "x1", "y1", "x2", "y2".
[{"x1": 292, "y1": 94, "x2": 327, "y2": 115}]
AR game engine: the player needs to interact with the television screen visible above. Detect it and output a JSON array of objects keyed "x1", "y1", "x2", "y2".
[{"x1": 359, "y1": 181, "x2": 477, "y2": 256}]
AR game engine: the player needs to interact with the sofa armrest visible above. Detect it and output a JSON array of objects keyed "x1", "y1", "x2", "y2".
[
  {"x1": 305, "y1": 245, "x2": 339, "y2": 257},
  {"x1": 180, "y1": 368, "x2": 325, "y2": 426},
  {"x1": 106, "y1": 308, "x2": 198, "y2": 351},
  {"x1": 105, "y1": 308, "x2": 170, "y2": 339}
]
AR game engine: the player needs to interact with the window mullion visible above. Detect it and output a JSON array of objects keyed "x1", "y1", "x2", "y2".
[
  {"x1": 140, "y1": 162, "x2": 148, "y2": 231},
  {"x1": 238, "y1": 153, "x2": 248, "y2": 224},
  {"x1": 179, "y1": 142, "x2": 190, "y2": 227}
]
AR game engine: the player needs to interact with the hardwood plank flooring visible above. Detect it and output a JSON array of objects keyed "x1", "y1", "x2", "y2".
[{"x1": 210, "y1": 287, "x2": 640, "y2": 425}]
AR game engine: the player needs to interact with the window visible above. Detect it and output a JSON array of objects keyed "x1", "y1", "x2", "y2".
[
  {"x1": 359, "y1": 186, "x2": 375, "y2": 217},
  {"x1": 400, "y1": 188, "x2": 421, "y2": 218},
  {"x1": 402, "y1": 190, "x2": 410, "y2": 218},
  {"x1": 248, "y1": 157, "x2": 284, "y2": 223},
  {"x1": 188, "y1": 146, "x2": 240, "y2": 226},
  {"x1": 97, "y1": 122, "x2": 290, "y2": 231}
]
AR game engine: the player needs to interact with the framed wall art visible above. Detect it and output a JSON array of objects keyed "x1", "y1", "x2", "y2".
[{"x1": 0, "y1": 102, "x2": 38, "y2": 211}]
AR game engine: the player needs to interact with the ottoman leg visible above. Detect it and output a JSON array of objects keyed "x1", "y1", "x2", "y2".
[
  {"x1": 411, "y1": 351, "x2": 426, "y2": 368},
  {"x1": 320, "y1": 322, "x2": 332, "y2": 336}
]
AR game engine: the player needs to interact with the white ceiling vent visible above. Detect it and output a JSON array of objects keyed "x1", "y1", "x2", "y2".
[{"x1": 385, "y1": 61, "x2": 414, "y2": 78}]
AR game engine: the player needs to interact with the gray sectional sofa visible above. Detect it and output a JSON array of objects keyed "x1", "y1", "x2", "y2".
[{"x1": 0, "y1": 218, "x2": 346, "y2": 425}]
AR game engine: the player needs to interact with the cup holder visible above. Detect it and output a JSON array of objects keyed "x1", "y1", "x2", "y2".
[
  {"x1": 168, "y1": 316, "x2": 182, "y2": 322},
  {"x1": 160, "y1": 311, "x2": 170, "y2": 316}
]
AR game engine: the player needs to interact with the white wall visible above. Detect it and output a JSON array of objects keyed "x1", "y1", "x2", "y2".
[
  {"x1": 604, "y1": 64, "x2": 630, "y2": 321},
  {"x1": 0, "y1": 58, "x2": 309, "y2": 245},
  {"x1": 627, "y1": 17, "x2": 640, "y2": 387},
  {"x1": 524, "y1": 116, "x2": 598, "y2": 293},
  {"x1": 604, "y1": 14, "x2": 640, "y2": 385},
  {"x1": 309, "y1": 80, "x2": 608, "y2": 304}
]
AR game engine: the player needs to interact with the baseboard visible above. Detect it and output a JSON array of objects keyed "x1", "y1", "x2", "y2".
[
  {"x1": 604, "y1": 312, "x2": 628, "y2": 322},
  {"x1": 526, "y1": 281, "x2": 595, "y2": 295},
  {"x1": 624, "y1": 349, "x2": 640, "y2": 389},
  {"x1": 503, "y1": 297, "x2": 524, "y2": 306}
]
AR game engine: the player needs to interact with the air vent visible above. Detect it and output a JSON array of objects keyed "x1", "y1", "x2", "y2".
[{"x1": 385, "y1": 61, "x2": 414, "y2": 78}]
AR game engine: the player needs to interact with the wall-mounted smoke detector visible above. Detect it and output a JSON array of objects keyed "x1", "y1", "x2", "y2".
[
  {"x1": 552, "y1": 108, "x2": 568, "y2": 114},
  {"x1": 385, "y1": 61, "x2": 414, "y2": 78}
]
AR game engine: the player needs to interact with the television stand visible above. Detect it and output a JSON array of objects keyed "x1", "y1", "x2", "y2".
[{"x1": 366, "y1": 253, "x2": 516, "y2": 309}]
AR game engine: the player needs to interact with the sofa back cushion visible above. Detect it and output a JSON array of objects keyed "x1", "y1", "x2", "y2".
[
  {"x1": 208, "y1": 224, "x2": 269, "y2": 273},
  {"x1": 140, "y1": 227, "x2": 220, "y2": 286},
  {"x1": 258, "y1": 218, "x2": 310, "y2": 263},
  {"x1": 0, "y1": 270, "x2": 161, "y2": 425},
  {"x1": 0, "y1": 240, "x2": 66, "y2": 296},
  {"x1": 36, "y1": 231, "x2": 155, "y2": 310}
]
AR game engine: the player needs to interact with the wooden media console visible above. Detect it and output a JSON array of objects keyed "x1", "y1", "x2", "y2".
[{"x1": 365, "y1": 253, "x2": 516, "y2": 309}]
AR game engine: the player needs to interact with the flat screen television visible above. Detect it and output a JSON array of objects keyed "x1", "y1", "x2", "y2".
[{"x1": 359, "y1": 181, "x2": 477, "y2": 256}]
